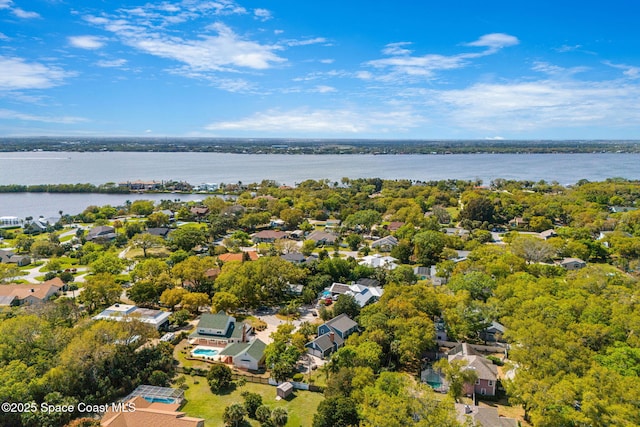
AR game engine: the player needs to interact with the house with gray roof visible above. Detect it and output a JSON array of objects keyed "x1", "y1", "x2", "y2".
[
  {"x1": 189, "y1": 311, "x2": 252, "y2": 347},
  {"x1": 370, "y1": 235, "x2": 398, "y2": 251},
  {"x1": 0, "y1": 249, "x2": 31, "y2": 266},
  {"x1": 86, "y1": 225, "x2": 116, "y2": 242},
  {"x1": 218, "y1": 339, "x2": 267, "y2": 371},
  {"x1": 306, "y1": 230, "x2": 339, "y2": 246},
  {"x1": 306, "y1": 314, "x2": 359, "y2": 359},
  {"x1": 455, "y1": 404, "x2": 517, "y2": 427}
]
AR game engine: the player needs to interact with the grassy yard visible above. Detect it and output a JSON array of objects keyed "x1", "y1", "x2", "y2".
[{"x1": 180, "y1": 375, "x2": 324, "y2": 426}]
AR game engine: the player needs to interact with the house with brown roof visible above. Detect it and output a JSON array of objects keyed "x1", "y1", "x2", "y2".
[
  {"x1": 0, "y1": 278, "x2": 63, "y2": 306},
  {"x1": 448, "y1": 343, "x2": 498, "y2": 397},
  {"x1": 217, "y1": 251, "x2": 259, "y2": 263},
  {"x1": 101, "y1": 396, "x2": 204, "y2": 427}
]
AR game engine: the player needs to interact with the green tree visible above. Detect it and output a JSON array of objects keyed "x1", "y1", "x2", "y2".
[
  {"x1": 131, "y1": 233, "x2": 165, "y2": 257},
  {"x1": 223, "y1": 403, "x2": 247, "y2": 427},
  {"x1": 89, "y1": 252, "x2": 125, "y2": 275},
  {"x1": 211, "y1": 291, "x2": 240, "y2": 313},
  {"x1": 208, "y1": 364, "x2": 233, "y2": 393},
  {"x1": 78, "y1": 273, "x2": 122, "y2": 312},
  {"x1": 146, "y1": 211, "x2": 170, "y2": 228},
  {"x1": 460, "y1": 196, "x2": 495, "y2": 223},
  {"x1": 242, "y1": 391, "x2": 263, "y2": 418},
  {"x1": 255, "y1": 405, "x2": 272, "y2": 424},
  {"x1": 343, "y1": 209, "x2": 382, "y2": 232},
  {"x1": 159, "y1": 287, "x2": 188, "y2": 311},
  {"x1": 433, "y1": 358, "x2": 478, "y2": 402},
  {"x1": 180, "y1": 292, "x2": 210, "y2": 314},
  {"x1": 169, "y1": 226, "x2": 207, "y2": 252},
  {"x1": 413, "y1": 230, "x2": 446, "y2": 265},
  {"x1": 332, "y1": 294, "x2": 360, "y2": 319},
  {"x1": 313, "y1": 396, "x2": 359, "y2": 427},
  {"x1": 280, "y1": 208, "x2": 304, "y2": 229},
  {"x1": 271, "y1": 407, "x2": 288, "y2": 427},
  {"x1": 129, "y1": 200, "x2": 155, "y2": 216},
  {"x1": 510, "y1": 235, "x2": 556, "y2": 263}
]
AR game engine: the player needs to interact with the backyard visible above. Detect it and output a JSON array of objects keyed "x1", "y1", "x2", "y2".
[{"x1": 180, "y1": 375, "x2": 324, "y2": 426}]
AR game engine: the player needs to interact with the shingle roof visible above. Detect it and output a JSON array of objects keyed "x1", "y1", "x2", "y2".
[
  {"x1": 197, "y1": 312, "x2": 232, "y2": 330},
  {"x1": 245, "y1": 338, "x2": 267, "y2": 361},
  {"x1": 324, "y1": 313, "x2": 358, "y2": 334}
]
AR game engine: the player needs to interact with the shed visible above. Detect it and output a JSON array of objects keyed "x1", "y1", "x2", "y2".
[{"x1": 276, "y1": 382, "x2": 294, "y2": 399}]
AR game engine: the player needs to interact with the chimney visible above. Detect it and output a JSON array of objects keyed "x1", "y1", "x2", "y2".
[
  {"x1": 329, "y1": 331, "x2": 335, "y2": 343},
  {"x1": 30, "y1": 289, "x2": 35, "y2": 292}
]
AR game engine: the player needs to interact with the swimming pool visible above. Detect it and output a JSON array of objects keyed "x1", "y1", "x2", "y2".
[
  {"x1": 144, "y1": 397, "x2": 177, "y2": 404},
  {"x1": 191, "y1": 346, "x2": 219, "y2": 358}
]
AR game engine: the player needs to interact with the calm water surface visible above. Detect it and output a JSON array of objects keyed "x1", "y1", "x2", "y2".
[{"x1": 0, "y1": 151, "x2": 638, "y2": 218}]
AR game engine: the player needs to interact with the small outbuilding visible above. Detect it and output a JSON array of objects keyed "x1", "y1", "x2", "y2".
[{"x1": 276, "y1": 382, "x2": 294, "y2": 399}]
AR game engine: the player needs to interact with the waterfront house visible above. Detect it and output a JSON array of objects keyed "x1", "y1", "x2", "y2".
[
  {"x1": 189, "y1": 311, "x2": 252, "y2": 347},
  {"x1": 0, "y1": 216, "x2": 21, "y2": 228}
]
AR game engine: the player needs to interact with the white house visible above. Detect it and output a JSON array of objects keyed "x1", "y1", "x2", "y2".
[{"x1": 359, "y1": 254, "x2": 398, "y2": 270}]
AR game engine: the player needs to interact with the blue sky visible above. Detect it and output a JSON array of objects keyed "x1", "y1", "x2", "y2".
[{"x1": 1, "y1": 0, "x2": 640, "y2": 139}]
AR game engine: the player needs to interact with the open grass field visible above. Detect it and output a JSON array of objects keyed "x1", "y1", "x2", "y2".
[{"x1": 180, "y1": 375, "x2": 324, "y2": 426}]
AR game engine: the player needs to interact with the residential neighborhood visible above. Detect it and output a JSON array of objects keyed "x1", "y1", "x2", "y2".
[{"x1": 0, "y1": 177, "x2": 639, "y2": 427}]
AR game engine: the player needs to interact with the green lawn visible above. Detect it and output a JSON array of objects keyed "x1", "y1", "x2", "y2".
[{"x1": 180, "y1": 375, "x2": 324, "y2": 426}]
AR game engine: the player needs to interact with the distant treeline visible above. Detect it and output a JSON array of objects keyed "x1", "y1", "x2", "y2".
[
  {"x1": 0, "y1": 137, "x2": 639, "y2": 154},
  {"x1": 0, "y1": 183, "x2": 130, "y2": 193}
]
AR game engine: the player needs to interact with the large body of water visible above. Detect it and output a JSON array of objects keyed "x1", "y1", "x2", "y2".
[{"x1": 0, "y1": 151, "x2": 638, "y2": 218}]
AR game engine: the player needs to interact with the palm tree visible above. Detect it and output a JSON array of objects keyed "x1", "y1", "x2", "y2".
[
  {"x1": 271, "y1": 407, "x2": 288, "y2": 427},
  {"x1": 223, "y1": 403, "x2": 246, "y2": 427}
]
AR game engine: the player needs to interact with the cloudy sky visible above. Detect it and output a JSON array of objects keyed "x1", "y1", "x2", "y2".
[{"x1": 1, "y1": 0, "x2": 640, "y2": 139}]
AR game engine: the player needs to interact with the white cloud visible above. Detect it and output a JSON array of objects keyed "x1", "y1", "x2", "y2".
[
  {"x1": 286, "y1": 37, "x2": 328, "y2": 47},
  {"x1": 0, "y1": 0, "x2": 12, "y2": 9},
  {"x1": 532, "y1": 61, "x2": 588, "y2": 77},
  {"x1": 313, "y1": 85, "x2": 336, "y2": 93},
  {"x1": 68, "y1": 35, "x2": 106, "y2": 50},
  {"x1": 254, "y1": 8, "x2": 271, "y2": 21},
  {"x1": 95, "y1": 58, "x2": 127, "y2": 68},
  {"x1": 604, "y1": 61, "x2": 640, "y2": 79},
  {"x1": 320, "y1": 59, "x2": 334, "y2": 64},
  {"x1": 12, "y1": 7, "x2": 40, "y2": 19},
  {"x1": 0, "y1": 56, "x2": 73, "y2": 90},
  {"x1": 86, "y1": 13, "x2": 285, "y2": 72},
  {"x1": 0, "y1": 108, "x2": 87, "y2": 124},
  {"x1": 205, "y1": 108, "x2": 423, "y2": 134},
  {"x1": 382, "y1": 42, "x2": 413, "y2": 56},
  {"x1": 363, "y1": 33, "x2": 519, "y2": 81},
  {"x1": 432, "y1": 79, "x2": 640, "y2": 132},
  {"x1": 555, "y1": 44, "x2": 582, "y2": 53},
  {"x1": 464, "y1": 33, "x2": 519, "y2": 52},
  {"x1": 0, "y1": 32, "x2": 8, "y2": 40}
]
